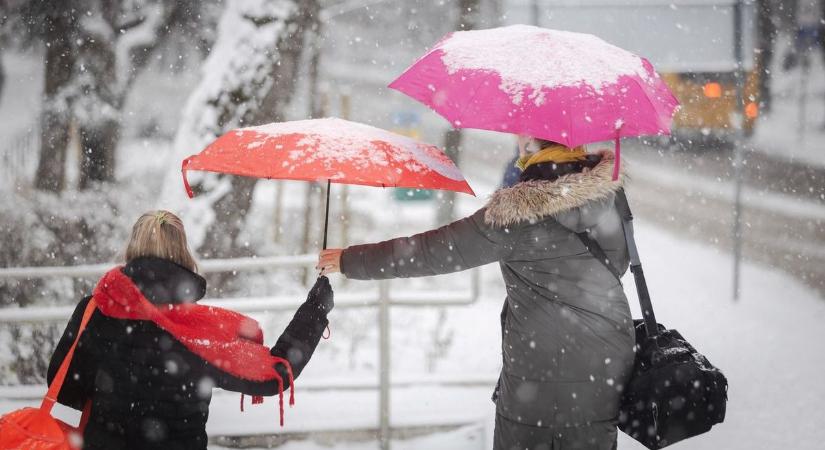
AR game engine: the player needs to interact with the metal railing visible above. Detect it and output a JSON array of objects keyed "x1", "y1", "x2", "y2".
[
  {"x1": 0, "y1": 254, "x2": 317, "y2": 280},
  {"x1": 0, "y1": 255, "x2": 482, "y2": 449}
]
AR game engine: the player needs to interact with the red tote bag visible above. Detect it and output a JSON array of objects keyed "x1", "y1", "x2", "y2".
[{"x1": 0, "y1": 299, "x2": 96, "y2": 450}]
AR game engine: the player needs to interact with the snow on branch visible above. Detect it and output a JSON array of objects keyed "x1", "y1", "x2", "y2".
[
  {"x1": 160, "y1": 0, "x2": 303, "y2": 246},
  {"x1": 114, "y1": 2, "x2": 170, "y2": 96}
]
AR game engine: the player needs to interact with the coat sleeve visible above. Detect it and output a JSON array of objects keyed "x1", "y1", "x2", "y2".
[
  {"x1": 341, "y1": 208, "x2": 517, "y2": 280},
  {"x1": 47, "y1": 296, "x2": 95, "y2": 411},
  {"x1": 207, "y1": 300, "x2": 329, "y2": 396}
]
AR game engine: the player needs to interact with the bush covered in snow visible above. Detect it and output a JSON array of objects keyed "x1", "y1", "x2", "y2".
[{"x1": 0, "y1": 180, "x2": 159, "y2": 383}]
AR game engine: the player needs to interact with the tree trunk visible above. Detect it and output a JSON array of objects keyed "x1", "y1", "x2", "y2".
[
  {"x1": 75, "y1": 1, "x2": 176, "y2": 188},
  {"x1": 35, "y1": 111, "x2": 72, "y2": 192},
  {"x1": 435, "y1": 0, "x2": 480, "y2": 225},
  {"x1": 435, "y1": 128, "x2": 464, "y2": 225},
  {"x1": 198, "y1": 176, "x2": 259, "y2": 259},
  {"x1": 78, "y1": 119, "x2": 119, "y2": 188},
  {"x1": 196, "y1": 0, "x2": 319, "y2": 259},
  {"x1": 74, "y1": 17, "x2": 118, "y2": 187},
  {"x1": 34, "y1": 10, "x2": 76, "y2": 192}
]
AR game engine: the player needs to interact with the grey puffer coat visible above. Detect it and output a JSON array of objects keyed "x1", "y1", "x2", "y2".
[{"x1": 341, "y1": 151, "x2": 635, "y2": 449}]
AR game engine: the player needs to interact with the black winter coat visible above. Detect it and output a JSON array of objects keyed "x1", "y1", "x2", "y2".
[{"x1": 47, "y1": 257, "x2": 330, "y2": 450}]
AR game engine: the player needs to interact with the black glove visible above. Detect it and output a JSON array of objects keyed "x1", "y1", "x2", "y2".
[{"x1": 306, "y1": 275, "x2": 334, "y2": 314}]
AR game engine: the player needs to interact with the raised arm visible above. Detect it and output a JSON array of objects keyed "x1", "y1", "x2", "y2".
[
  {"x1": 338, "y1": 208, "x2": 516, "y2": 280},
  {"x1": 208, "y1": 277, "x2": 332, "y2": 396}
]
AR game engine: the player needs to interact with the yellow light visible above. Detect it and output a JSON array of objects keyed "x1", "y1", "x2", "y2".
[
  {"x1": 745, "y1": 102, "x2": 759, "y2": 119},
  {"x1": 703, "y1": 82, "x2": 722, "y2": 98}
]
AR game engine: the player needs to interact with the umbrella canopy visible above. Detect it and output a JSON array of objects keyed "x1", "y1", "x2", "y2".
[
  {"x1": 181, "y1": 118, "x2": 474, "y2": 197},
  {"x1": 388, "y1": 24, "x2": 679, "y2": 148},
  {"x1": 181, "y1": 118, "x2": 474, "y2": 249}
]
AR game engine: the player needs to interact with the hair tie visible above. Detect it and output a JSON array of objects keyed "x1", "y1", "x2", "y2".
[{"x1": 154, "y1": 211, "x2": 168, "y2": 225}]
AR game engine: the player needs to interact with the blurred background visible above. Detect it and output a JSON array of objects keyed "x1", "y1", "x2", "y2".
[{"x1": 0, "y1": 0, "x2": 823, "y2": 449}]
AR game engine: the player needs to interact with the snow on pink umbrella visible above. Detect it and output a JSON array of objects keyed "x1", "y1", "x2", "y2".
[
  {"x1": 181, "y1": 118, "x2": 475, "y2": 248},
  {"x1": 388, "y1": 24, "x2": 680, "y2": 180}
]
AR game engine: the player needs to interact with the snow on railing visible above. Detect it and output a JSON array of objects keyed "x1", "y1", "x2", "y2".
[
  {"x1": 0, "y1": 289, "x2": 477, "y2": 323},
  {"x1": 0, "y1": 254, "x2": 317, "y2": 280},
  {"x1": 0, "y1": 373, "x2": 498, "y2": 400}
]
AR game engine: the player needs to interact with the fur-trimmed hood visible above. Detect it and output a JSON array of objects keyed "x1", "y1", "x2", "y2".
[{"x1": 484, "y1": 150, "x2": 625, "y2": 227}]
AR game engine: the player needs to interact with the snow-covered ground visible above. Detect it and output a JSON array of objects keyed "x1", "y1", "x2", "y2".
[
  {"x1": 211, "y1": 218, "x2": 825, "y2": 450},
  {"x1": 3, "y1": 217, "x2": 824, "y2": 449}
]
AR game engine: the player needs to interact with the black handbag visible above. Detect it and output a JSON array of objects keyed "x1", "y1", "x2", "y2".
[{"x1": 576, "y1": 189, "x2": 728, "y2": 449}]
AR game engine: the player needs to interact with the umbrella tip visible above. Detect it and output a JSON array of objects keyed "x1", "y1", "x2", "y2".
[{"x1": 181, "y1": 159, "x2": 195, "y2": 198}]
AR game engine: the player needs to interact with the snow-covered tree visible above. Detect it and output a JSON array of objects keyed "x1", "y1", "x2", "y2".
[
  {"x1": 29, "y1": 0, "x2": 193, "y2": 191},
  {"x1": 160, "y1": 0, "x2": 318, "y2": 259}
]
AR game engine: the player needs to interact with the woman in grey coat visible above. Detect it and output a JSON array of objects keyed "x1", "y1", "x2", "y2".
[{"x1": 318, "y1": 140, "x2": 635, "y2": 450}]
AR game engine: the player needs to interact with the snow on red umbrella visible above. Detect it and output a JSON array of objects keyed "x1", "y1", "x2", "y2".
[
  {"x1": 388, "y1": 25, "x2": 680, "y2": 180},
  {"x1": 181, "y1": 118, "x2": 475, "y2": 248}
]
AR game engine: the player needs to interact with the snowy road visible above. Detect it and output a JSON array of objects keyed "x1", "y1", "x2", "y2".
[{"x1": 624, "y1": 142, "x2": 825, "y2": 297}]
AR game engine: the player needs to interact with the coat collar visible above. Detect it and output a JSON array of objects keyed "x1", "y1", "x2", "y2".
[
  {"x1": 122, "y1": 256, "x2": 206, "y2": 304},
  {"x1": 484, "y1": 150, "x2": 626, "y2": 227}
]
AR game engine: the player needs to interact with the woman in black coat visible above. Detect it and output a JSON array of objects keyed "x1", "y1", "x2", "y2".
[{"x1": 47, "y1": 211, "x2": 333, "y2": 450}]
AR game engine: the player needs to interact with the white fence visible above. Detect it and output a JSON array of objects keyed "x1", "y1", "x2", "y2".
[{"x1": 0, "y1": 255, "x2": 484, "y2": 449}]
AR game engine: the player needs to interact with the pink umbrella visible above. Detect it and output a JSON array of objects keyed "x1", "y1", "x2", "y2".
[{"x1": 388, "y1": 25, "x2": 680, "y2": 179}]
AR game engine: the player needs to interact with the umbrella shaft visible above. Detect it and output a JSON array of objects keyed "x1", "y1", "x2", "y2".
[{"x1": 322, "y1": 180, "x2": 331, "y2": 250}]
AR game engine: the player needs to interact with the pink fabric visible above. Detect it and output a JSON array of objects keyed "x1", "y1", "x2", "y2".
[{"x1": 389, "y1": 35, "x2": 679, "y2": 149}]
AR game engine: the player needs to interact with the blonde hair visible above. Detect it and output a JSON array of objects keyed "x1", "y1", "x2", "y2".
[{"x1": 125, "y1": 210, "x2": 197, "y2": 272}]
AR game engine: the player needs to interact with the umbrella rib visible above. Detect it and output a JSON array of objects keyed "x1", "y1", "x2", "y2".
[
  {"x1": 627, "y1": 76, "x2": 670, "y2": 132},
  {"x1": 453, "y1": 71, "x2": 491, "y2": 129}
]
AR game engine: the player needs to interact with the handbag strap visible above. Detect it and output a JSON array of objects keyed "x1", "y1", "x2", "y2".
[
  {"x1": 41, "y1": 298, "x2": 97, "y2": 414},
  {"x1": 574, "y1": 189, "x2": 660, "y2": 338},
  {"x1": 576, "y1": 231, "x2": 622, "y2": 280}
]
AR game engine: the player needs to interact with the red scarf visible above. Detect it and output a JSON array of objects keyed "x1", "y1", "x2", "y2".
[{"x1": 92, "y1": 267, "x2": 294, "y2": 425}]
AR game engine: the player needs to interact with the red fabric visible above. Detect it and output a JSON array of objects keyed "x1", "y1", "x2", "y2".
[
  {"x1": 92, "y1": 268, "x2": 294, "y2": 425},
  {"x1": 180, "y1": 119, "x2": 475, "y2": 199},
  {"x1": 0, "y1": 407, "x2": 82, "y2": 450}
]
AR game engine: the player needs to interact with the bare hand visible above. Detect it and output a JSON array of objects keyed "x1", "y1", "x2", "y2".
[{"x1": 317, "y1": 248, "x2": 343, "y2": 275}]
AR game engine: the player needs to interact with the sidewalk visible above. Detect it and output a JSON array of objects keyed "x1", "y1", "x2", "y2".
[{"x1": 205, "y1": 220, "x2": 825, "y2": 449}]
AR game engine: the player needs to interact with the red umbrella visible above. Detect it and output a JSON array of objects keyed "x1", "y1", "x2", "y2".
[{"x1": 182, "y1": 118, "x2": 475, "y2": 248}]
